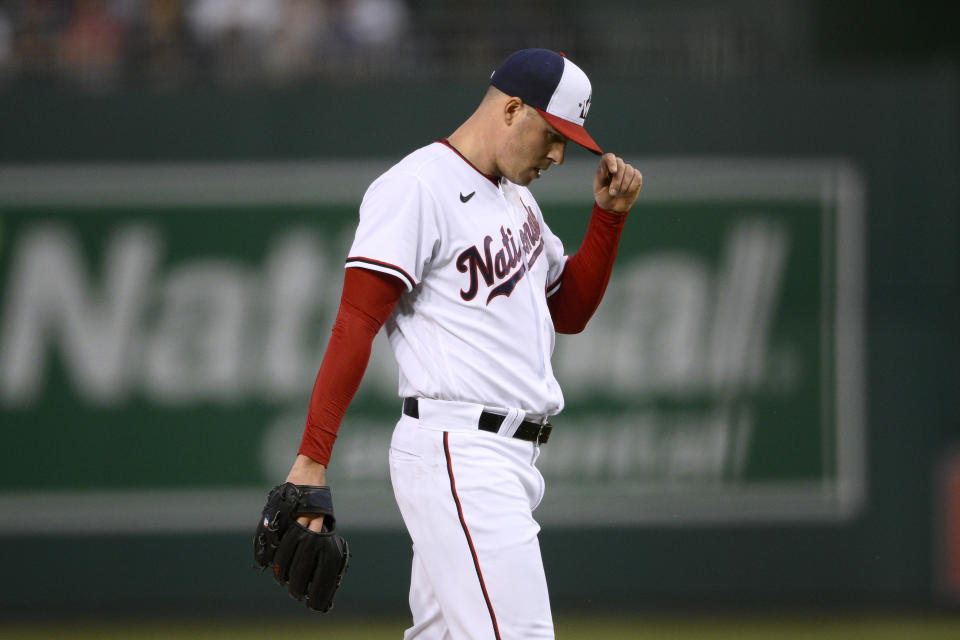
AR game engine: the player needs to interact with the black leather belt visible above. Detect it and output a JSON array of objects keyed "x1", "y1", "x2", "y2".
[{"x1": 402, "y1": 397, "x2": 552, "y2": 445}]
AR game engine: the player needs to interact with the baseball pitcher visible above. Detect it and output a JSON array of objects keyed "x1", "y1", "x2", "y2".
[{"x1": 254, "y1": 48, "x2": 642, "y2": 638}]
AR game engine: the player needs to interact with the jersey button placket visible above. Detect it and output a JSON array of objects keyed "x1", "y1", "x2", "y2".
[{"x1": 502, "y1": 188, "x2": 550, "y2": 379}]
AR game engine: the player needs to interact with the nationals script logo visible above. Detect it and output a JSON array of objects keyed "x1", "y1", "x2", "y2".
[{"x1": 456, "y1": 206, "x2": 545, "y2": 305}]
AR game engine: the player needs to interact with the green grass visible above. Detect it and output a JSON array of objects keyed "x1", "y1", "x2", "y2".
[{"x1": 2, "y1": 614, "x2": 960, "y2": 640}]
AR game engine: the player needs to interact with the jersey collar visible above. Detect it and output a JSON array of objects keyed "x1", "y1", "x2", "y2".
[{"x1": 437, "y1": 139, "x2": 501, "y2": 187}]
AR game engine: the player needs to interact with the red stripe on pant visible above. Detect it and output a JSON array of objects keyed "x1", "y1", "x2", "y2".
[{"x1": 443, "y1": 431, "x2": 502, "y2": 640}]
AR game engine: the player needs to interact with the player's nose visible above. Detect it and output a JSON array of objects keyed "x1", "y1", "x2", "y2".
[{"x1": 548, "y1": 141, "x2": 566, "y2": 166}]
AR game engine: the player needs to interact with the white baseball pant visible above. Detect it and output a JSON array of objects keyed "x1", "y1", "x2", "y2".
[{"x1": 389, "y1": 399, "x2": 554, "y2": 639}]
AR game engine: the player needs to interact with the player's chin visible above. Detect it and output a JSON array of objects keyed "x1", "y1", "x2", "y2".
[{"x1": 515, "y1": 168, "x2": 541, "y2": 186}]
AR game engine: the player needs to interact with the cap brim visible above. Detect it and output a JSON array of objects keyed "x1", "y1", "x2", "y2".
[{"x1": 536, "y1": 108, "x2": 602, "y2": 155}]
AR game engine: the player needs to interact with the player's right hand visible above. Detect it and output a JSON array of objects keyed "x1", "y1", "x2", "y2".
[{"x1": 593, "y1": 153, "x2": 642, "y2": 213}]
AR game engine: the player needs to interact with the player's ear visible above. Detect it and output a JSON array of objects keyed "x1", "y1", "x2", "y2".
[{"x1": 503, "y1": 97, "x2": 524, "y2": 126}]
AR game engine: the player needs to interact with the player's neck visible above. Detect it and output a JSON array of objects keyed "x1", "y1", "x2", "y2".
[{"x1": 447, "y1": 119, "x2": 500, "y2": 179}]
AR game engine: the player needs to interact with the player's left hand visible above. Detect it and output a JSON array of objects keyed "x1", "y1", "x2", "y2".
[
  {"x1": 253, "y1": 483, "x2": 350, "y2": 612},
  {"x1": 593, "y1": 153, "x2": 642, "y2": 213}
]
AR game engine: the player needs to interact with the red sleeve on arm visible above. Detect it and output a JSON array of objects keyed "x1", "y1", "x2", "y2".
[
  {"x1": 547, "y1": 203, "x2": 627, "y2": 334},
  {"x1": 297, "y1": 267, "x2": 405, "y2": 466}
]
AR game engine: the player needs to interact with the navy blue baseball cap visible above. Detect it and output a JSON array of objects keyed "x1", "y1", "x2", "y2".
[{"x1": 490, "y1": 48, "x2": 602, "y2": 154}]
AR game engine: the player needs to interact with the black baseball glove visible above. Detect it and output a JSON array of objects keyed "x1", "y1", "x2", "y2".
[{"x1": 253, "y1": 482, "x2": 350, "y2": 612}]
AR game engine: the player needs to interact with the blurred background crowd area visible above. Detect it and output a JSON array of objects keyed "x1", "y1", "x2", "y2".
[{"x1": 0, "y1": 0, "x2": 955, "y2": 92}]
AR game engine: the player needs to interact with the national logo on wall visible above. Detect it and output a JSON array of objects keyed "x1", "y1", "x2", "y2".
[{"x1": 0, "y1": 159, "x2": 865, "y2": 532}]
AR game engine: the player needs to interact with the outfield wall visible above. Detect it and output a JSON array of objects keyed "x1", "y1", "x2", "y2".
[{"x1": 0, "y1": 68, "x2": 956, "y2": 615}]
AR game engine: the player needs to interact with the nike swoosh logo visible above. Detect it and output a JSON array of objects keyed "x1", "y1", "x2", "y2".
[{"x1": 460, "y1": 191, "x2": 476, "y2": 203}]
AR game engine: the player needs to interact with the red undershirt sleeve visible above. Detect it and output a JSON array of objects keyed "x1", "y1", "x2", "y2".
[
  {"x1": 547, "y1": 203, "x2": 628, "y2": 334},
  {"x1": 297, "y1": 267, "x2": 405, "y2": 467}
]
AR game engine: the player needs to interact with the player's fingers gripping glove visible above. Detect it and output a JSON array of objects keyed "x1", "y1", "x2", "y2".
[{"x1": 253, "y1": 483, "x2": 350, "y2": 612}]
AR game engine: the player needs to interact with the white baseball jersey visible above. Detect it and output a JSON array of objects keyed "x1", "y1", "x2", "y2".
[{"x1": 346, "y1": 141, "x2": 568, "y2": 417}]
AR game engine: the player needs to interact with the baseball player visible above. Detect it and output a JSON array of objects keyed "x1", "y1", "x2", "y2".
[{"x1": 255, "y1": 48, "x2": 642, "y2": 638}]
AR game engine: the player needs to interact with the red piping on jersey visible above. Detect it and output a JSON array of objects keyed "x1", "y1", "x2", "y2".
[
  {"x1": 443, "y1": 432, "x2": 502, "y2": 640},
  {"x1": 437, "y1": 139, "x2": 500, "y2": 186},
  {"x1": 345, "y1": 256, "x2": 417, "y2": 290},
  {"x1": 546, "y1": 264, "x2": 566, "y2": 296}
]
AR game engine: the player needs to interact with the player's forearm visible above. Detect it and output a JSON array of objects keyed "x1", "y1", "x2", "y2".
[
  {"x1": 297, "y1": 268, "x2": 404, "y2": 467},
  {"x1": 547, "y1": 203, "x2": 627, "y2": 334},
  {"x1": 286, "y1": 454, "x2": 328, "y2": 486},
  {"x1": 298, "y1": 303, "x2": 378, "y2": 466}
]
